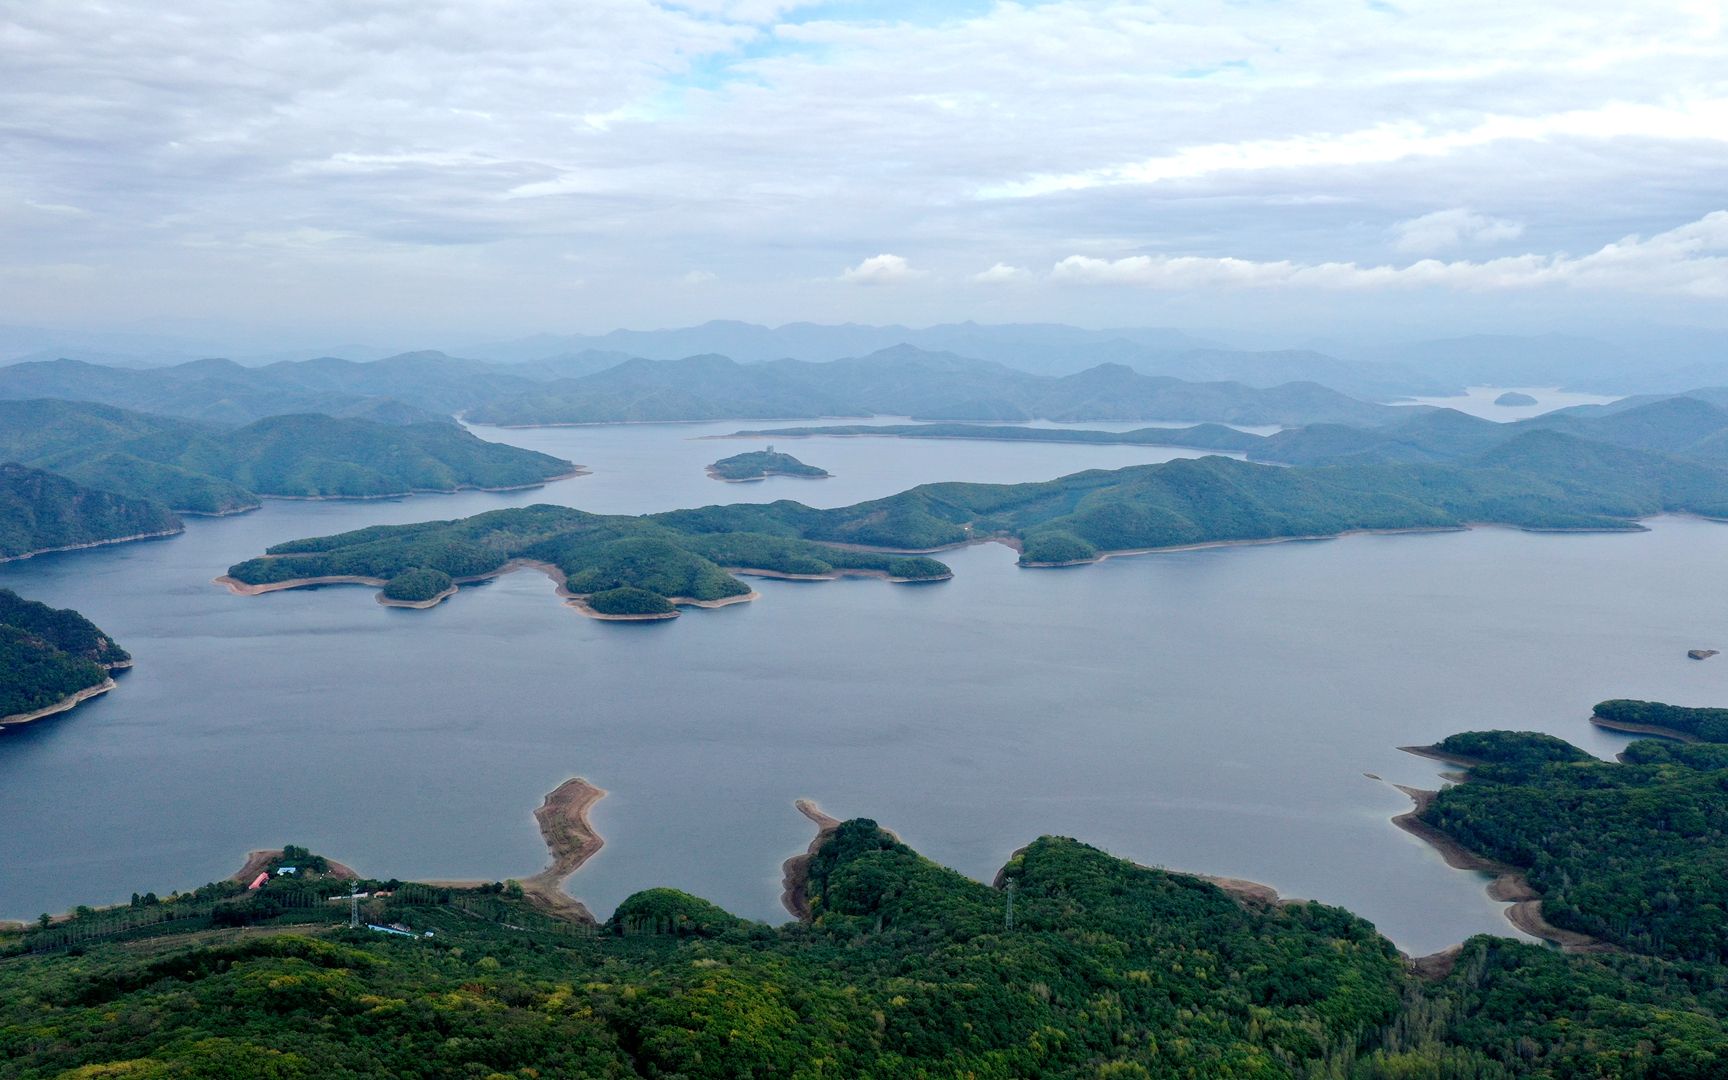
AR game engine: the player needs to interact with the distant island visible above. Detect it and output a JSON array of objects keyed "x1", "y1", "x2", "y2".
[
  {"x1": 0, "y1": 589, "x2": 130, "y2": 726},
  {"x1": 223, "y1": 423, "x2": 1728, "y2": 617},
  {"x1": 706, "y1": 447, "x2": 831, "y2": 482},
  {"x1": 0, "y1": 462, "x2": 183, "y2": 561},
  {"x1": 1494, "y1": 391, "x2": 1539, "y2": 406}
]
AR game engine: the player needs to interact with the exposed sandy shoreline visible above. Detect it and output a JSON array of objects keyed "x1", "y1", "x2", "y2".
[
  {"x1": 1389, "y1": 779, "x2": 1616, "y2": 953},
  {"x1": 216, "y1": 558, "x2": 758, "y2": 621},
  {"x1": 0, "y1": 529, "x2": 183, "y2": 564},
  {"x1": 230, "y1": 848, "x2": 360, "y2": 884},
  {"x1": 0, "y1": 677, "x2": 117, "y2": 728},
  {"x1": 1589, "y1": 715, "x2": 1699, "y2": 743},
  {"x1": 780, "y1": 799, "x2": 843, "y2": 921},
  {"x1": 376, "y1": 586, "x2": 459, "y2": 609},
  {"x1": 705, "y1": 466, "x2": 832, "y2": 483},
  {"x1": 261, "y1": 467, "x2": 589, "y2": 501},
  {"x1": 520, "y1": 777, "x2": 607, "y2": 922}
]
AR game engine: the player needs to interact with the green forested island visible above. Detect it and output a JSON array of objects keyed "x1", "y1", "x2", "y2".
[
  {"x1": 226, "y1": 427, "x2": 1728, "y2": 611},
  {"x1": 707, "y1": 447, "x2": 831, "y2": 481},
  {"x1": 0, "y1": 400, "x2": 577, "y2": 517},
  {"x1": 0, "y1": 589, "x2": 129, "y2": 723},
  {"x1": 0, "y1": 462, "x2": 183, "y2": 561}
]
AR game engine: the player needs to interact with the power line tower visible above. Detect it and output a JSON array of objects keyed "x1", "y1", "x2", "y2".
[
  {"x1": 347, "y1": 890, "x2": 360, "y2": 929},
  {"x1": 1003, "y1": 879, "x2": 1016, "y2": 931}
]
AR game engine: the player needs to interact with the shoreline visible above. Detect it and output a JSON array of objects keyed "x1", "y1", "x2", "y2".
[
  {"x1": 705, "y1": 466, "x2": 832, "y2": 483},
  {"x1": 258, "y1": 466, "x2": 589, "y2": 501},
  {"x1": 230, "y1": 848, "x2": 360, "y2": 884},
  {"x1": 780, "y1": 799, "x2": 843, "y2": 921},
  {"x1": 1589, "y1": 715, "x2": 1700, "y2": 743},
  {"x1": 0, "y1": 528, "x2": 184, "y2": 564},
  {"x1": 216, "y1": 558, "x2": 760, "y2": 620},
  {"x1": 0, "y1": 677, "x2": 117, "y2": 729},
  {"x1": 1388, "y1": 779, "x2": 1616, "y2": 953},
  {"x1": 522, "y1": 777, "x2": 606, "y2": 922}
]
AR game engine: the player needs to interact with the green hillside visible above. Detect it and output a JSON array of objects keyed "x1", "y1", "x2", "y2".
[
  {"x1": 0, "y1": 462, "x2": 183, "y2": 561},
  {"x1": 2, "y1": 401, "x2": 577, "y2": 513},
  {"x1": 0, "y1": 589, "x2": 128, "y2": 720},
  {"x1": 11, "y1": 813, "x2": 1728, "y2": 1076}
]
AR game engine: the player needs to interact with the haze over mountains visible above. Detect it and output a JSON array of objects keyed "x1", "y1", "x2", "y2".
[{"x1": 8, "y1": 320, "x2": 1726, "y2": 399}]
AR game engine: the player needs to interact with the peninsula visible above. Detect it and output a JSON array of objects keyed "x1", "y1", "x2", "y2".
[
  {"x1": 706, "y1": 447, "x2": 831, "y2": 481},
  {"x1": 0, "y1": 589, "x2": 130, "y2": 726}
]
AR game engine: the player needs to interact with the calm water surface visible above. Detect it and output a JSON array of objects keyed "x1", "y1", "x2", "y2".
[{"x1": 2, "y1": 419, "x2": 1723, "y2": 955}]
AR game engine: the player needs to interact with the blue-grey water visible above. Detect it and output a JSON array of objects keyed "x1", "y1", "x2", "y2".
[{"x1": 2, "y1": 417, "x2": 1723, "y2": 956}]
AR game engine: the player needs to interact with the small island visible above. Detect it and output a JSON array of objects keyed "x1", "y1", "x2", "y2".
[
  {"x1": 706, "y1": 447, "x2": 831, "y2": 482},
  {"x1": 1493, "y1": 391, "x2": 1539, "y2": 406}
]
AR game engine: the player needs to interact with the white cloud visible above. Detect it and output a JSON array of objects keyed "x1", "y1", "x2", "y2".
[
  {"x1": 683, "y1": 269, "x2": 716, "y2": 284},
  {"x1": 973, "y1": 262, "x2": 1029, "y2": 284},
  {"x1": 839, "y1": 253, "x2": 925, "y2": 285},
  {"x1": 1392, "y1": 209, "x2": 1524, "y2": 253},
  {"x1": 1051, "y1": 211, "x2": 1728, "y2": 297},
  {"x1": 983, "y1": 99, "x2": 1728, "y2": 199}
]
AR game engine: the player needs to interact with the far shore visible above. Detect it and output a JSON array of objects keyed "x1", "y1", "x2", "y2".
[
  {"x1": 0, "y1": 528, "x2": 183, "y2": 564},
  {"x1": 0, "y1": 677, "x2": 117, "y2": 729}
]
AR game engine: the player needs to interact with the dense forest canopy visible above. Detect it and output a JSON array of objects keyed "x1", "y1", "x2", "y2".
[
  {"x1": 0, "y1": 589, "x2": 128, "y2": 720},
  {"x1": 707, "y1": 448, "x2": 831, "y2": 480},
  {"x1": 0, "y1": 401, "x2": 575, "y2": 514},
  {"x1": 0, "y1": 462, "x2": 182, "y2": 561},
  {"x1": 10, "y1": 814, "x2": 1728, "y2": 1076}
]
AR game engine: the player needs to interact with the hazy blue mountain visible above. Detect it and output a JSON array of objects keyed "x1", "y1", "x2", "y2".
[
  {"x1": 468, "y1": 346, "x2": 1411, "y2": 427},
  {"x1": 459, "y1": 319, "x2": 1447, "y2": 394}
]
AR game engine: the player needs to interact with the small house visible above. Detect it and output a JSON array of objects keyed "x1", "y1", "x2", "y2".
[{"x1": 248, "y1": 872, "x2": 269, "y2": 890}]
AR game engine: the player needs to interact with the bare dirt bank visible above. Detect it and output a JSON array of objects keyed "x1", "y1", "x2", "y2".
[
  {"x1": 1, "y1": 528, "x2": 183, "y2": 564},
  {"x1": 1589, "y1": 716, "x2": 1700, "y2": 743},
  {"x1": 0, "y1": 678, "x2": 117, "y2": 728},
  {"x1": 218, "y1": 558, "x2": 759, "y2": 620},
  {"x1": 780, "y1": 799, "x2": 842, "y2": 921},
  {"x1": 522, "y1": 778, "x2": 607, "y2": 922},
  {"x1": 1390, "y1": 783, "x2": 1616, "y2": 954},
  {"x1": 230, "y1": 849, "x2": 359, "y2": 884}
]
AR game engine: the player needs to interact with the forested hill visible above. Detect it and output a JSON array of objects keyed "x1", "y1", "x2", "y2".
[
  {"x1": 2, "y1": 401, "x2": 577, "y2": 514},
  {"x1": 0, "y1": 589, "x2": 129, "y2": 722},
  {"x1": 0, "y1": 463, "x2": 183, "y2": 561},
  {"x1": 1419, "y1": 700, "x2": 1728, "y2": 964},
  {"x1": 10, "y1": 818, "x2": 1728, "y2": 1076},
  {"x1": 707, "y1": 448, "x2": 830, "y2": 480},
  {"x1": 737, "y1": 394, "x2": 1728, "y2": 471},
  {"x1": 465, "y1": 349, "x2": 1411, "y2": 426},
  {"x1": 226, "y1": 431, "x2": 1728, "y2": 609}
]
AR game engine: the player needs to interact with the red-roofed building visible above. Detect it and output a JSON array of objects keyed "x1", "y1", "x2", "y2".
[{"x1": 248, "y1": 872, "x2": 269, "y2": 890}]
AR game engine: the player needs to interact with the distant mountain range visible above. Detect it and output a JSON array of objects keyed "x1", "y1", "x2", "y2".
[
  {"x1": 10, "y1": 319, "x2": 1723, "y2": 397},
  {"x1": 0, "y1": 345, "x2": 1426, "y2": 428}
]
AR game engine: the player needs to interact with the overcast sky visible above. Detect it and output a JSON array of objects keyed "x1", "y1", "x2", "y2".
[{"x1": 3, "y1": 1, "x2": 1726, "y2": 348}]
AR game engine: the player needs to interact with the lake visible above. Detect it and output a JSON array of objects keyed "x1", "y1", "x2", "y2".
[{"x1": 3, "y1": 417, "x2": 1724, "y2": 956}]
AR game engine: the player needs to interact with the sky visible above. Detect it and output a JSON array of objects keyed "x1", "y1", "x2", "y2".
[{"x1": 3, "y1": 0, "x2": 1726, "y2": 349}]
